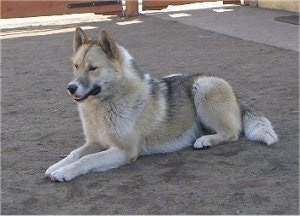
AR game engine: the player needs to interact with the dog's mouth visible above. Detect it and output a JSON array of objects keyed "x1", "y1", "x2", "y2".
[{"x1": 73, "y1": 86, "x2": 101, "y2": 102}]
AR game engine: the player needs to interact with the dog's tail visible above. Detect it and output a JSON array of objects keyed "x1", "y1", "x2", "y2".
[{"x1": 241, "y1": 103, "x2": 278, "y2": 145}]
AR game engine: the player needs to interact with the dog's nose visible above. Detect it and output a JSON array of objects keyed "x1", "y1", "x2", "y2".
[{"x1": 67, "y1": 84, "x2": 78, "y2": 95}]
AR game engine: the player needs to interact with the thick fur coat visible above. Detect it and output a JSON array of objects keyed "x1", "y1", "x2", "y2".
[{"x1": 45, "y1": 28, "x2": 278, "y2": 181}]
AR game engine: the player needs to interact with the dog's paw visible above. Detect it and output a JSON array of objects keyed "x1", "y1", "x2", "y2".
[
  {"x1": 193, "y1": 137, "x2": 212, "y2": 150},
  {"x1": 45, "y1": 160, "x2": 68, "y2": 178},
  {"x1": 263, "y1": 131, "x2": 278, "y2": 145},
  {"x1": 47, "y1": 162, "x2": 85, "y2": 182},
  {"x1": 45, "y1": 164, "x2": 60, "y2": 178},
  {"x1": 48, "y1": 168, "x2": 75, "y2": 182}
]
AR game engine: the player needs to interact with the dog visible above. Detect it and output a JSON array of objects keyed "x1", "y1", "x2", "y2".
[{"x1": 45, "y1": 27, "x2": 278, "y2": 181}]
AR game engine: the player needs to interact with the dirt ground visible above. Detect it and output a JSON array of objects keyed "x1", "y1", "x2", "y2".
[{"x1": 1, "y1": 14, "x2": 299, "y2": 214}]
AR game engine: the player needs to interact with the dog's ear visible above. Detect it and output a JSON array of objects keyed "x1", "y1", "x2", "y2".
[
  {"x1": 73, "y1": 27, "x2": 89, "y2": 52},
  {"x1": 98, "y1": 30, "x2": 119, "y2": 60}
]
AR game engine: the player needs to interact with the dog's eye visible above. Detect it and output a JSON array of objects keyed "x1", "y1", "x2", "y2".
[
  {"x1": 89, "y1": 66, "x2": 98, "y2": 71},
  {"x1": 74, "y1": 64, "x2": 78, "y2": 69}
]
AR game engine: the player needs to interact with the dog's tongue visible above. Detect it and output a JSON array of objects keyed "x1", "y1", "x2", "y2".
[
  {"x1": 74, "y1": 94, "x2": 85, "y2": 101},
  {"x1": 72, "y1": 86, "x2": 101, "y2": 102}
]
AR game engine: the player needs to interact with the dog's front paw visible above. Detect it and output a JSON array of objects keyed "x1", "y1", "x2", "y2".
[
  {"x1": 45, "y1": 164, "x2": 61, "y2": 178},
  {"x1": 49, "y1": 168, "x2": 75, "y2": 182},
  {"x1": 47, "y1": 162, "x2": 86, "y2": 182},
  {"x1": 45, "y1": 158, "x2": 74, "y2": 178}
]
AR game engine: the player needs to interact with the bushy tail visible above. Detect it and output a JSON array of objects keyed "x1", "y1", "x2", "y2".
[{"x1": 241, "y1": 103, "x2": 278, "y2": 145}]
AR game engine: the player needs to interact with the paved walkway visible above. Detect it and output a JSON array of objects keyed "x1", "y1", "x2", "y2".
[
  {"x1": 144, "y1": 2, "x2": 299, "y2": 51},
  {"x1": 1, "y1": 2, "x2": 299, "y2": 51}
]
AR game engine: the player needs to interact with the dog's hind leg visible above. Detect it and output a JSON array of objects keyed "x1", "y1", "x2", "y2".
[
  {"x1": 45, "y1": 144, "x2": 102, "y2": 178},
  {"x1": 47, "y1": 147, "x2": 128, "y2": 181},
  {"x1": 192, "y1": 77, "x2": 242, "y2": 149}
]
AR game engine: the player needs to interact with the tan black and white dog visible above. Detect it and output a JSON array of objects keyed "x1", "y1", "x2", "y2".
[{"x1": 45, "y1": 27, "x2": 278, "y2": 181}]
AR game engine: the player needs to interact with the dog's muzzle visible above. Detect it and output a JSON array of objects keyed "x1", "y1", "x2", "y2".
[
  {"x1": 67, "y1": 84, "x2": 101, "y2": 102},
  {"x1": 67, "y1": 84, "x2": 78, "y2": 95}
]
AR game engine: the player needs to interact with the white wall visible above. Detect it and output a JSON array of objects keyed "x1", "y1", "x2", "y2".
[{"x1": 258, "y1": 0, "x2": 299, "y2": 12}]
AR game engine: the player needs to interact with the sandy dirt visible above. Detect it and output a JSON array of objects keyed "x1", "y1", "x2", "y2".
[{"x1": 1, "y1": 14, "x2": 299, "y2": 214}]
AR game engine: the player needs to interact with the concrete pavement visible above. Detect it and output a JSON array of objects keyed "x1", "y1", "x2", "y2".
[
  {"x1": 1, "y1": 2, "x2": 299, "y2": 51},
  {"x1": 144, "y1": 2, "x2": 299, "y2": 51}
]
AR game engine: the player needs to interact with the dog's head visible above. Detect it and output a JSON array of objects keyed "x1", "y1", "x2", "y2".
[{"x1": 68, "y1": 27, "x2": 125, "y2": 102}]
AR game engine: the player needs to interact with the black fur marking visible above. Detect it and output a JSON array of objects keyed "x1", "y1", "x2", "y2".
[
  {"x1": 147, "y1": 78, "x2": 161, "y2": 97},
  {"x1": 131, "y1": 60, "x2": 145, "y2": 79},
  {"x1": 161, "y1": 74, "x2": 199, "y2": 119}
]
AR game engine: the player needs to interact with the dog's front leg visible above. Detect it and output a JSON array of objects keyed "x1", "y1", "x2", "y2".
[
  {"x1": 45, "y1": 144, "x2": 101, "y2": 178},
  {"x1": 48, "y1": 147, "x2": 128, "y2": 182}
]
